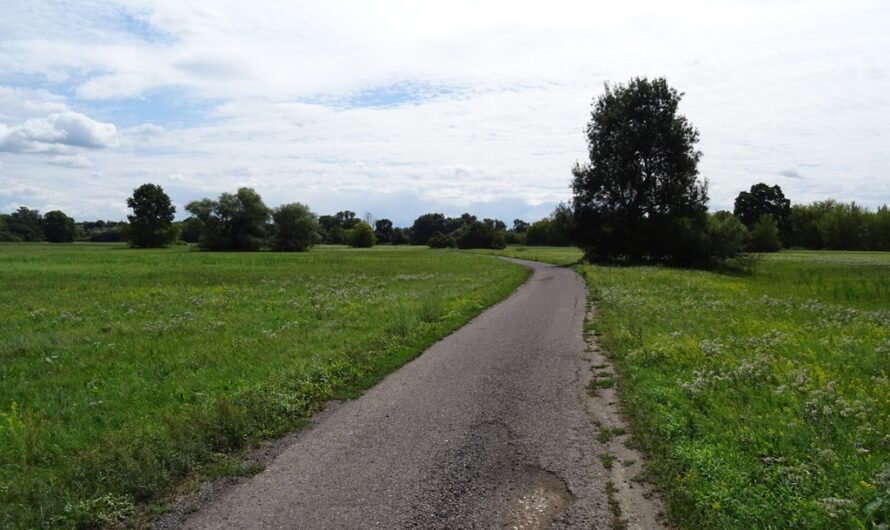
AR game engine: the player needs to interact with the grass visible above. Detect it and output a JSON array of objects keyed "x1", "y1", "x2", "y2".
[
  {"x1": 481, "y1": 246, "x2": 890, "y2": 528},
  {"x1": 0, "y1": 243, "x2": 528, "y2": 529},
  {"x1": 465, "y1": 245, "x2": 583, "y2": 266}
]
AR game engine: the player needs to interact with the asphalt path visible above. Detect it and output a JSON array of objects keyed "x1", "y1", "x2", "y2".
[{"x1": 180, "y1": 257, "x2": 609, "y2": 529}]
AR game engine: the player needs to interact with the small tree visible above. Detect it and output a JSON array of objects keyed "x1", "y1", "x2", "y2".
[
  {"x1": 706, "y1": 212, "x2": 748, "y2": 260},
  {"x1": 348, "y1": 222, "x2": 376, "y2": 248},
  {"x1": 526, "y1": 219, "x2": 553, "y2": 246},
  {"x1": 42, "y1": 210, "x2": 76, "y2": 243},
  {"x1": 572, "y1": 77, "x2": 709, "y2": 264},
  {"x1": 272, "y1": 203, "x2": 319, "y2": 251},
  {"x1": 748, "y1": 215, "x2": 782, "y2": 252},
  {"x1": 126, "y1": 183, "x2": 177, "y2": 247}
]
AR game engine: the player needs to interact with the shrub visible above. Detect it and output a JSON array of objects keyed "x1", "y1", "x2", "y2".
[
  {"x1": 707, "y1": 212, "x2": 749, "y2": 260},
  {"x1": 455, "y1": 221, "x2": 505, "y2": 249},
  {"x1": 347, "y1": 222, "x2": 376, "y2": 248}
]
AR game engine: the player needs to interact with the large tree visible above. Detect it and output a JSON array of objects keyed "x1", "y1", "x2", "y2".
[
  {"x1": 126, "y1": 183, "x2": 178, "y2": 247},
  {"x1": 410, "y1": 213, "x2": 447, "y2": 245},
  {"x1": 42, "y1": 210, "x2": 76, "y2": 243},
  {"x1": 572, "y1": 77, "x2": 709, "y2": 263},
  {"x1": 733, "y1": 183, "x2": 791, "y2": 243},
  {"x1": 374, "y1": 218, "x2": 394, "y2": 244},
  {"x1": 186, "y1": 187, "x2": 271, "y2": 251}
]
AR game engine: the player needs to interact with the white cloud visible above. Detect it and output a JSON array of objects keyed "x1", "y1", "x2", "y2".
[
  {"x1": 48, "y1": 154, "x2": 93, "y2": 168},
  {"x1": 0, "y1": 111, "x2": 118, "y2": 153}
]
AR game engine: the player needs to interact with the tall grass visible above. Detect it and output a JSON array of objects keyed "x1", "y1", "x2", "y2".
[{"x1": 0, "y1": 243, "x2": 528, "y2": 528}]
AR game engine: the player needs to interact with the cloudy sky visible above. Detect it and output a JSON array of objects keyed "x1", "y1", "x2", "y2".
[{"x1": 1, "y1": 0, "x2": 888, "y2": 225}]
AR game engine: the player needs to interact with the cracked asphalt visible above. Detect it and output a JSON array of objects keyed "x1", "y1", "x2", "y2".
[{"x1": 179, "y1": 257, "x2": 609, "y2": 529}]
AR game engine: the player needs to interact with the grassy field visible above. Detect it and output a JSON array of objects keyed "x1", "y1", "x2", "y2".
[
  {"x1": 478, "y1": 247, "x2": 890, "y2": 529},
  {"x1": 0, "y1": 243, "x2": 528, "y2": 529}
]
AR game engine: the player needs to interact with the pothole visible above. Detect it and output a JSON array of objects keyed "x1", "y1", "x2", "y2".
[{"x1": 499, "y1": 468, "x2": 573, "y2": 530}]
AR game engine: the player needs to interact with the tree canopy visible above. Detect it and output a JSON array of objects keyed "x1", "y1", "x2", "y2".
[
  {"x1": 272, "y1": 202, "x2": 319, "y2": 251},
  {"x1": 126, "y1": 183, "x2": 177, "y2": 247},
  {"x1": 186, "y1": 187, "x2": 271, "y2": 251},
  {"x1": 572, "y1": 77, "x2": 710, "y2": 264},
  {"x1": 733, "y1": 183, "x2": 791, "y2": 243},
  {"x1": 42, "y1": 210, "x2": 76, "y2": 243}
]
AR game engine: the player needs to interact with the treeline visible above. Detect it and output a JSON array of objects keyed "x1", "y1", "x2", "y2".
[{"x1": 729, "y1": 183, "x2": 890, "y2": 252}]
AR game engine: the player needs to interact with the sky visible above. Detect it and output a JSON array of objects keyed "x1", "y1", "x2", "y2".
[{"x1": 0, "y1": 0, "x2": 888, "y2": 226}]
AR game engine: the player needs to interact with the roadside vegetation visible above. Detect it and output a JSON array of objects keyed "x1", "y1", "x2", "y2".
[
  {"x1": 0, "y1": 244, "x2": 528, "y2": 529},
  {"x1": 479, "y1": 246, "x2": 890, "y2": 528}
]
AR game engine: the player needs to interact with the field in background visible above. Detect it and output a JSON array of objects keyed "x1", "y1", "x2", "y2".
[
  {"x1": 467, "y1": 245, "x2": 583, "y2": 266},
  {"x1": 481, "y1": 247, "x2": 890, "y2": 528},
  {"x1": 0, "y1": 244, "x2": 528, "y2": 529}
]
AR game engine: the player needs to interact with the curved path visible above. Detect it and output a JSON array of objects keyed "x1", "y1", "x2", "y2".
[{"x1": 180, "y1": 258, "x2": 612, "y2": 529}]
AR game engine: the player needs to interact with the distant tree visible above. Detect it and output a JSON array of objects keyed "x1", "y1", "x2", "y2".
[
  {"x1": 747, "y1": 215, "x2": 783, "y2": 252},
  {"x1": 549, "y1": 202, "x2": 574, "y2": 246},
  {"x1": 512, "y1": 219, "x2": 529, "y2": 233},
  {"x1": 868, "y1": 206, "x2": 890, "y2": 251},
  {"x1": 572, "y1": 77, "x2": 709, "y2": 264},
  {"x1": 186, "y1": 187, "x2": 271, "y2": 251},
  {"x1": 6, "y1": 207, "x2": 45, "y2": 241},
  {"x1": 335, "y1": 211, "x2": 360, "y2": 230},
  {"x1": 348, "y1": 221, "x2": 376, "y2": 248},
  {"x1": 427, "y1": 232, "x2": 456, "y2": 248},
  {"x1": 819, "y1": 202, "x2": 868, "y2": 250},
  {"x1": 272, "y1": 202, "x2": 319, "y2": 251},
  {"x1": 42, "y1": 210, "x2": 76, "y2": 243},
  {"x1": 733, "y1": 183, "x2": 791, "y2": 243},
  {"x1": 455, "y1": 221, "x2": 506, "y2": 249},
  {"x1": 0, "y1": 215, "x2": 20, "y2": 242},
  {"x1": 391, "y1": 227, "x2": 409, "y2": 245},
  {"x1": 526, "y1": 218, "x2": 553, "y2": 246},
  {"x1": 482, "y1": 218, "x2": 507, "y2": 231},
  {"x1": 410, "y1": 213, "x2": 447, "y2": 245},
  {"x1": 374, "y1": 219, "x2": 394, "y2": 244},
  {"x1": 178, "y1": 217, "x2": 203, "y2": 243},
  {"x1": 126, "y1": 183, "x2": 178, "y2": 247}
]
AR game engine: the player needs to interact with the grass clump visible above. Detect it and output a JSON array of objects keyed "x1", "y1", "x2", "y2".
[{"x1": 0, "y1": 243, "x2": 528, "y2": 528}]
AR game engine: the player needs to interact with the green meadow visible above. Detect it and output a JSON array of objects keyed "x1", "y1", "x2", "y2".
[
  {"x1": 478, "y1": 247, "x2": 890, "y2": 529},
  {"x1": 0, "y1": 244, "x2": 527, "y2": 529}
]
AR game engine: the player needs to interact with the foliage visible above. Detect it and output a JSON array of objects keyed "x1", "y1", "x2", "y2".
[
  {"x1": 786, "y1": 200, "x2": 889, "y2": 251},
  {"x1": 42, "y1": 210, "x2": 76, "y2": 243},
  {"x1": 427, "y1": 232, "x2": 456, "y2": 248},
  {"x1": 6, "y1": 207, "x2": 45, "y2": 241},
  {"x1": 526, "y1": 218, "x2": 554, "y2": 246},
  {"x1": 0, "y1": 215, "x2": 18, "y2": 242},
  {"x1": 0, "y1": 244, "x2": 528, "y2": 528},
  {"x1": 126, "y1": 184, "x2": 178, "y2": 248},
  {"x1": 271, "y1": 203, "x2": 319, "y2": 252},
  {"x1": 582, "y1": 251, "x2": 890, "y2": 529},
  {"x1": 571, "y1": 77, "x2": 710, "y2": 264},
  {"x1": 747, "y1": 214, "x2": 783, "y2": 252},
  {"x1": 733, "y1": 183, "x2": 791, "y2": 243},
  {"x1": 455, "y1": 221, "x2": 506, "y2": 249},
  {"x1": 347, "y1": 221, "x2": 376, "y2": 248},
  {"x1": 185, "y1": 188, "x2": 271, "y2": 251},
  {"x1": 706, "y1": 212, "x2": 749, "y2": 261},
  {"x1": 374, "y1": 218, "x2": 394, "y2": 244},
  {"x1": 512, "y1": 219, "x2": 529, "y2": 233},
  {"x1": 410, "y1": 213, "x2": 448, "y2": 245},
  {"x1": 390, "y1": 227, "x2": 409, "y2": 245}
]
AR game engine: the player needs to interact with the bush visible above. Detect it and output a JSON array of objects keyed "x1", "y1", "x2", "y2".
[
  {"x1": 427, "y1": 232, "x2": 456, "y2": 248},
  {"x1": 706, "y1": 212, "x2": 749, "y2": 260},
  {"x1": 271, "y1": 203, "x2": 319, "y2": 251},
  {"x1": 347, "y1": 222, "x2": 376, "y2": 248},
  {"x1": 747, "y1": 214, "x2": 783, "y2": 252}
]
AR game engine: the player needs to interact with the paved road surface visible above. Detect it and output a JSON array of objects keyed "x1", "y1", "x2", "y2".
[{"x1": 180, "y1": 258, "x2": 609, "y2": 529}]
